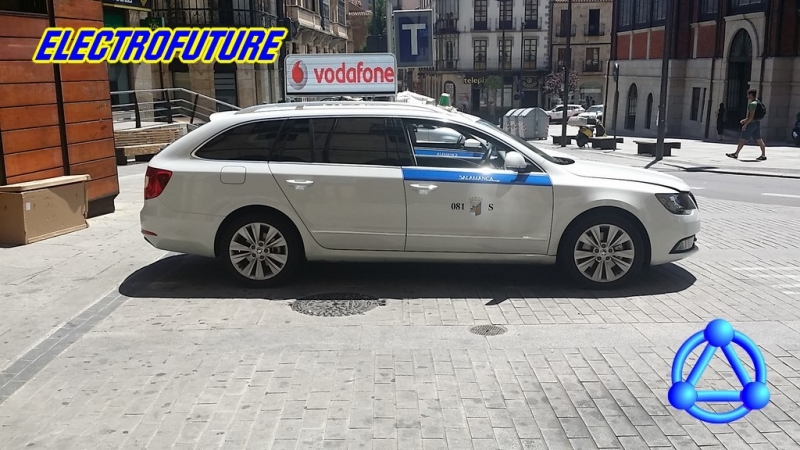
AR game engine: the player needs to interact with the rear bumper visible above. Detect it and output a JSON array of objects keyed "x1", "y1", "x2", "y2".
[{"x1": 140, "y1": 198, "x2": 222, "y2": 258}]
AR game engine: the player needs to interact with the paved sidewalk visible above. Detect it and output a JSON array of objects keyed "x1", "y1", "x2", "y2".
[
  {"x1": 2, "y1": 164, "x2": 800, "y2": 449},
  {"x1": 542, "y1": 124, "x2": 800, "y2": 178}
]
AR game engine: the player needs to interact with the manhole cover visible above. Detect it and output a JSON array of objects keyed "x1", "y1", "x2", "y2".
[
  {"x1": 469, "y1": 325, "x2": 508, "y2": 336},
  {"x1": 291, "y1": 293, "x2": 384, "y2": 317}
]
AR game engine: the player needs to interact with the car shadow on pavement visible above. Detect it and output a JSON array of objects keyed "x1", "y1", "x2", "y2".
[{"x1": 118, "y1": 254, "x2": 696, "y2": 301}]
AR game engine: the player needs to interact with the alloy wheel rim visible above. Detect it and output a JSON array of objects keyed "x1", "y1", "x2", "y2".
[
  {"x1": 573, "y1": 224, "x2": 635, "y2": 283},
  {"x1": 229, "y1": 222, "x2": 288, "y2": 280}
]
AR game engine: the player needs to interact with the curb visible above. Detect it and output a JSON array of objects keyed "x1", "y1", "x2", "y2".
[{"x1": 564, "y1": 148, "x2": 800, "y2": 180}]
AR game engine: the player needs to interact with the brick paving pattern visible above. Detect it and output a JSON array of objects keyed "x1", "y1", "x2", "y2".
[{"x1": 1, "y1": 170, "x2": 800, "y2": 449}]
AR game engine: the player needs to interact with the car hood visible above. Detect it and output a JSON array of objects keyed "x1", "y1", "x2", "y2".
[{"x1": 560, "y1": 159, "x2": 690, "y2": 192}]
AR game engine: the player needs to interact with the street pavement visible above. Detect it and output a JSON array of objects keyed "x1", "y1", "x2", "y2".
[
  {"x1": 543, "y1": 124, "x2": 800, "y2": 179},
  {"x1": 1, "y1": 157, "x2": 800, "y2": 449}
]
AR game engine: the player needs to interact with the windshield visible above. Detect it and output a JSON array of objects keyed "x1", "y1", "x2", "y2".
[
  {"x1": 475, "y1": 119, "x2": 565, "y2": 164},
  {"x1": 587, "y1": 105, "x2": 603, "y2": 113}
]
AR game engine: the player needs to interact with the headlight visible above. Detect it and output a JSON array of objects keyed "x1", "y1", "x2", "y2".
[{"x1": 656, "y1": 193, "x2": 697, "y2": 215}]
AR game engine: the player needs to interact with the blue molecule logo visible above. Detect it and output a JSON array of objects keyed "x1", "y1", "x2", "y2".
[{"x1": 668, "y1": 319, "x2": 770, "y2": 424}]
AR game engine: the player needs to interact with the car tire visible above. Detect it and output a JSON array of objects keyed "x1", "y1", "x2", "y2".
[
  {"x1": 558, "y1": 213, "x2": 645, "y2": 290},
  {"x1": 218, "y1": 212, "x2": 303, "y2": 288}
]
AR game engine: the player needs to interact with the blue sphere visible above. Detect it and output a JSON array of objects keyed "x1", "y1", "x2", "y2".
[
  {"x1": 668, "y1": 382, "x2": 697, "y2": 410},
  {"x1": 741, "y1": 382, "x2": 770, "y2": 410},
  {"x1": 704, "y1": 319, "x2": 734, "y2": 347}
]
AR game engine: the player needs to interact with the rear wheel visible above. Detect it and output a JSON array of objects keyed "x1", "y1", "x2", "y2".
[
  {"x1": 558, "y1": 213, "x2": 645, "y2": 289},
  {"x1": 218, "y1": 212, "x2": 303, "y2": 288}
]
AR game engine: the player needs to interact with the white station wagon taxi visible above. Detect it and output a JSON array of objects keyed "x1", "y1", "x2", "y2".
[{"x1": 140, "y1": 101, "x2": 700, "y2": 289}]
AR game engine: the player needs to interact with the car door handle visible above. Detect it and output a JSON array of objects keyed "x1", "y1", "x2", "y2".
[
  {"x1": 409, "y1": 183, "x2": 438, "y2": 191},
  {"x1": 286, "y1": 179, "x2": 314, "y2": 186}
]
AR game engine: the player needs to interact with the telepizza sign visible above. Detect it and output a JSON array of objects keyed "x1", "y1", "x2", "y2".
[{"x1": 285, "y1": 53, "x2": 398, "y2": 96}]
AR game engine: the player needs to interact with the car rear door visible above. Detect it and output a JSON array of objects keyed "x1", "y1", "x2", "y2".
[{"x1": 269, "y1": 117, "x2": 411, "y2": 251}]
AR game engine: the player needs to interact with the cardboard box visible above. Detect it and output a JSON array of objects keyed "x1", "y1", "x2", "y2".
[{"x1": 0, "y1": 175, "x2": 90, "y2": 245}]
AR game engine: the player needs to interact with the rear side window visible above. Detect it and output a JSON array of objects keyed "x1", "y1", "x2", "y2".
[
  {"x1": 273, "y1": 117, "x2": 413, "y2": 166},
  {"x1": 195, "y1": 120, "x2": 284, "y2": 161}
]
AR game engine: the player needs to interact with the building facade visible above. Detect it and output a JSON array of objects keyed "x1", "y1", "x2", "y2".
[
  {"x1": 549, "y1": 0, "x2": 613, "y2": 109},
  {"x1": 421, "y1": 0, "x2": 551, "y2": 118},
  {"x1": 150, "y1": 0, "x2": 349, "y2": 108},
  {"x1": 0, "y1": 0, "x2": 119, "y2": 216},
  {"x1": 610, "y1": 0, "x2": 800, "y2": 142}
]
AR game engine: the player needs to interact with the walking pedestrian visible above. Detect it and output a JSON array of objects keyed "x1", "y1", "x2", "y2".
[
  {"x1": 715, "y1": 103, "x2": 726, "y2": 141},
  {"x1": 726, "y1": 89, "x2": 767, "y2": 161}
]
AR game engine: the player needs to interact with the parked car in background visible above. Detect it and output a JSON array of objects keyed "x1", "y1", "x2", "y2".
[
  {"x1": 547, "y1": 104, "x2": 585, "y2": 122},
  {"x1": 568, "y1": 105, "x2": 604, "y2": 127}
]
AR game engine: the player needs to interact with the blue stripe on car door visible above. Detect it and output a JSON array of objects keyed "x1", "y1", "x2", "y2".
[{"x1": 402, "y1": 167, "x2": 552, "y2": 186}]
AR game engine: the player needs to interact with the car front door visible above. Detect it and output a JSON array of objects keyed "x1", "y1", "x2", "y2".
[
  {"x1": 400, "y1": 118, "x2": 554, "y2": 254},
  {"x1": 269, "y1": 117, "x2": 412, "y2": 251}
]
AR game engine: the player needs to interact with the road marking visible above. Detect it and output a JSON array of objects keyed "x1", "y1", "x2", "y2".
[
  {"x1": 773, "y1": 284, "x2": 800, "y2": 288},
  {"x1": 762, "y1": 193, "x2": 800, "y2": 199},
  {"x1": 733, "y1": 267, "x2": 800, "y2": 271},
  {"x1": 689, "y1": 187, "x2": 706, "y2": 190},
  {"x1": 744, "y1": 274, "x2": 800, "y2": 279}
]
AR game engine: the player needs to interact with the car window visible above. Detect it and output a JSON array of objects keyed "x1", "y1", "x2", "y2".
[
  {"x1": 274, "y1": 119, "x2": 314, "y2": 162},
  {"x1": 195, "y1": 119, "x2": 284, "y2": 161},
  {"x1": 402, "y1": 118, "x2": 543, "y2": 172},
  {"x1": 274, "y1": 117, "x2": 411, "y2": 166}
]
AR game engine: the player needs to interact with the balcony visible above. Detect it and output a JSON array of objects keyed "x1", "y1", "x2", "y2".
[
  {"x1": 152, "y1": 0, "x2": 278, "y2": 28},
  {"x1": 522, "y1": 17, "x2": 543, "y2": 30},
  {"x1": 556, "y1": 24, "x2": 577, "y2": 38},
  {"x1": 523, "y1": 57, "x2": 537, "y2": 70},
  {"x1": 473, "y1": 57, "x2": 512, "y2": 71},
  {"x1": 495, "y1": 17, "x2": 518, "y2": 31},
  {"x1": 472, "y1": 19, "x2": 489, "y2": 31},
  {"x1": 583, "y1": 60, "x2": 603, "y2": 73},
  {"x1": 434, "y1": 17, "x2": 459, "y2": 34},
  {"x1": 436, "y1": 60, "x2": 459, "y2": 71},
  {"x1": 556, "y1": 60, "x2": 575, "y2": 70},
  {"x1": 584, "y1": 23, "x2": 606, "y2": 36}
]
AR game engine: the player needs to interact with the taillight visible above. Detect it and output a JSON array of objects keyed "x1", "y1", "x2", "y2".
[{"x1": 144, "y1": 166, "x2": 173, "y2": 200}]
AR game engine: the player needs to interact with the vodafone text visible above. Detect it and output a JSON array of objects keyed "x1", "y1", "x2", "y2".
[{"x1": 312, "y1": 62, "x2": 395, "y2": 84}]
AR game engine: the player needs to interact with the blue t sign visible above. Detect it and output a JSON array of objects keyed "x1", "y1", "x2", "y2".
[{"x1": 394, "y1": 9, "x2": 434, "y2": 68}]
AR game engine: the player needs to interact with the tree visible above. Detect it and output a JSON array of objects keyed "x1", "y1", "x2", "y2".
[
  {"x1": 483, "y1": 75, "x2": 503, "y2": 116},
  {"x1": 543, "y1": 70, "x2": 579, "y2": 99},
  {"x1": 357, "y1": 0, "x2": 388, "y2": 53}
]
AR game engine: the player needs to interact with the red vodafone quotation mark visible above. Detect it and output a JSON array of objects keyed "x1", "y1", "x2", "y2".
[{"x1": 289, "y1": 60, "x2": 307, "y2": 90}]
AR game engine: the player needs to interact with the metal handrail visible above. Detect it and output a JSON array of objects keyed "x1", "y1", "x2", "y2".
[
  {"x1": 111, "y1": 88, "x2": 241, "y2": 111},
  {"x1": 110, "y1": 88, "x2": 241, "y2": 128}
]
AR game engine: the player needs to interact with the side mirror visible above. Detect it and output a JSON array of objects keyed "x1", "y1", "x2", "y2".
[
  {"x1": 464, "y1": 138, "x2": 482, "y2": 149},
  {"x1": 504, "y1": 152, "x2": 528, "y2": 172}
]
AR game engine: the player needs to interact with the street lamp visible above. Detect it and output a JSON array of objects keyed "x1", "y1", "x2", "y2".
[
  {"x1": 560, "y1": 0, "x2": 573, "y2": 147},
  {"x1": 655, "y1": 0, "x2": 675, "y2": 161},
  {"x1": 520, "y1": 19, "x2": 525, "y2": 107}
]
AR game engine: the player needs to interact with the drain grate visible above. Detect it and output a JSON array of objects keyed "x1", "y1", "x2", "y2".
[
  {"x1": 291, "y1": 293, "x2": 385, "y2": 317},
  {"x1": 469, "y1": 325, "x2": 508, "y2": 336}
]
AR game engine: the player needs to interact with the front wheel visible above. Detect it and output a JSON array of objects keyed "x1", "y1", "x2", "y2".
[
  {"x1": 218, "y1": 213, "x2": 303, "y2": 288},
  {"x1": 558, "y1": 214, "x2": 645, "y2": 289}
]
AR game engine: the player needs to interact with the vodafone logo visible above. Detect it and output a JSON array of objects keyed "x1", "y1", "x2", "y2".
[
  {"x1": 285, "y1": 54, "x2": 397, "y2": 96},
  {"x1": 312, "y1": 62, "x2": 395, "y2": 85},
  {"x1": 289, "y1": 60, "x2": 308, "y2": 91}
]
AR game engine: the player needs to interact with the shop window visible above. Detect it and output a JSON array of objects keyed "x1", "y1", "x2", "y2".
[
  {"x1": 214, "y1": 63, "x2": 238, "y2": 111},
  {"x1": 690, "y1": 88, "x2": 701, "y2": 121},
  {"x1": 170, "y1": 61, "x2": 192, "y2": 116},
  {"x1": 0, "y1": 0, "x2": 46, "y2": 14}
]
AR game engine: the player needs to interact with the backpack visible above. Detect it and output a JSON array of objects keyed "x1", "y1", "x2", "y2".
[{"x1": 754, "y1": 101, "x2": 766, "y2": 121}]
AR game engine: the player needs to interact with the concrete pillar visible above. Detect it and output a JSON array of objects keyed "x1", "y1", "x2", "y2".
[{"x1": 236, "y1": 63, "x2": 257, "y2": 108}]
